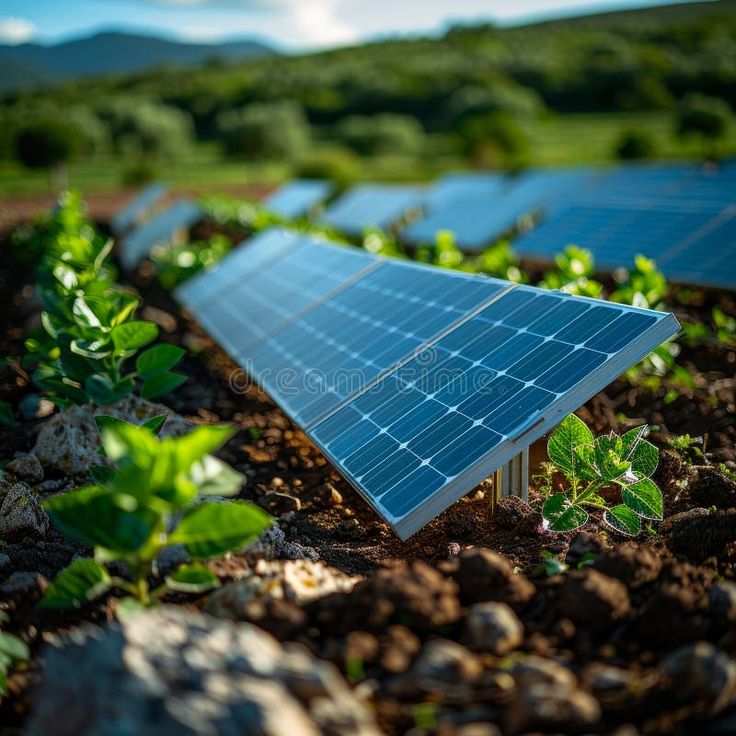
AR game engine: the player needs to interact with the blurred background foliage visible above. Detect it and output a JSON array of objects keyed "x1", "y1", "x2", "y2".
[{"x1": 0, "y1": 1, "x2": 735, "y2": 195}]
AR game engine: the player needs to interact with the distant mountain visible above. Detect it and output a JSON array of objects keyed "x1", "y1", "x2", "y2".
[{"x1": 0, "y1": 31, "x2": 277, "y2": 92}]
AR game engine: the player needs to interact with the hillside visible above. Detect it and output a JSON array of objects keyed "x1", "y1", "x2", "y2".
[{"x1": 0, "y1": 31, "x2": 277, "y2": 92}]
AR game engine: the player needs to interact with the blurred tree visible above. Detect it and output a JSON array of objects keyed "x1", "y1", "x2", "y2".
[
  {"x1": 216, "y1": 100, "x2": 309, "y2": 160},
  {"x1": 616, "y1": 129, "x2": 656, "y2": 159},
  {"x1": 676, "y1": 93, "x2": 734, "y2": 159},
  {"x1": 98, "y1": 97, "x2": 194, "y2": 159},
  {"x1": 294, "y1": 146, "x2": 360, "y2": 192},
  {"x1": 336, "y1": 114, "x2": 425, "y2": 156},
  {"x1": 13, "y1": 117, "x2": 82, "y2": 188},
  {"x1": 460, "y1": 110, "x2": 530, "y2": 169}
]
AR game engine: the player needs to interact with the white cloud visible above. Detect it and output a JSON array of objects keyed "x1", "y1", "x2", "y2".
[
  {"x1": 0, "y1": 16, "x2": 36, "y2": 45},
  {"x1": 286, "y1": 0, "x2": 357, "y2": 46}
]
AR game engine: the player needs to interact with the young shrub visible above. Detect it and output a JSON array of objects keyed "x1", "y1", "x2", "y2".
[
  {"x1": 0, "y1": 611, "x2": 29, "y2": 699},
  {"x1": 542, "y1": 414, "x2": 663, "y2": 536},
  {"x1": 41, "y1": 422, "x2": 271, "y2": 610},
  {"x1": 540, "y1": 246, "x2": 604, "y2": 299}
]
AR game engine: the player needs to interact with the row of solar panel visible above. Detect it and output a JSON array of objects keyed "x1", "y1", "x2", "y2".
[
  {"x1": 176, "y1": 227, "x2": 680, "y2": 538},
  {"x1": 115, "y1": 158, "x2": 735, "y2": 290}
]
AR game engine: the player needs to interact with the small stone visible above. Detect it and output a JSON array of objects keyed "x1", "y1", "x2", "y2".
[
  {"x1": 0, "y1": 571, "x2": 46, "y2": 599},
  {"x1": 411, "y1": 639, "x2": 483, "y2": 693},
  {"x1": 465, "y1": 601, "x2": 524, "y2": 655},
  {"x1": 593, "y1": 543, "x2": 662, "y2": 589},
  {"x1": 259, "y1": 491, "x2": 301, "y2": 515},
  {"x1": 556, "y1": 569, "x2": 630, "y2": 630},
  {"x1": 582, "y1": 663, "x2": 632, "y2": 697},
  {"x1": 19, "y1": 394, "x2": 54, "y2": 420},
  {"x1": 507, "y1": 682, "x2": 601, "y2": 733},
  {"x1": 0, "y1": 482, "x2": 49, "y2": 539},
  {"x1": 710, "y1": 581, "x2": 736, "y2": 622},
  {"x1": 270, "y1": 477, "x2": 284, "y2": 488},
  {"x1": 661, "y1": 641, "x2": 736, "y2": 714},
  {"x1": 6, "y1": 452, "x2": 44, "y2": 486},
  {"x1": 243, "y1": 523, "x2": 319, "y2": 563},
  {"x1": 512, "y1": 656, "x2": 577, "y2": 689},
  {"x1": 451, "y1": 548, "x2": 536, "y2": 608}
]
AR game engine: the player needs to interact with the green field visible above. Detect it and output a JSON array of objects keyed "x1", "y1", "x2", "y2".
[{"x1": 1, "y1": 111, "x2": 734, "y2": 199}]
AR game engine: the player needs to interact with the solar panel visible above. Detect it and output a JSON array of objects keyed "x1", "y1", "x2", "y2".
[
  {"x1": 263, "y1": 179, "x2": 334, "y2": 219},
  {"x1": 423, "y1": 172, "x2": 506, "y2": 210},
  {"x1": 320, "y1": 184, "x2": 424, "y2": 236},
  {"x1": 403, "y1": 169, "x2": 593, "y2": 251},
  {"x1": 177, "y1": 227, "x2": 679, "y2": 539},
  {"x1": 120, "y1": 200, "x2": 202, "y2": 270},
  {"x1": 110, "y1": 183, "x2": 168, "y2": 236}
]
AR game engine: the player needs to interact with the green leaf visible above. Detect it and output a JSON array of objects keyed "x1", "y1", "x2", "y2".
[
  {"x1": 44, "y1": 485, "x2": 160, "y2": 553},
  {"x1": 0, "y1": 630, "x2": 29, "y2": 663},
  {"x1": 622, "y1": 426, "x2": 659, "y2": 478},
  {"x1": 142, "y1": 413, "x2": 168, "y2": 435},
  {"x1": 622, "y1": 478, "x2": 663, "y2": 520},
  {"x1": 170, "y1": 501, "x2": 271, "y2": 558},
  {"x1": 72, "y1": 296, "x2": 102, "y2": 328},
  {"x1": 187, "y1": 455, "x2": 245, "y2": 497},
  {"x1": 547, "y1": 414, "x2": 594, "y2": 480},
  {"x1": 542, "y1": 493, "x2": 589, "y2": 532},
  {"x1": 136, "y1": 344, "x2": 185, "y2": 379},
  {"x1": 141, "y1": 371, "x2": 187, "y2": 399},
  {"x1": 40, "y1": 558, "x2": 111, "y2": 610},
  {"x1": 116, "y1": 597, "x2": 147, "y2": 619},
  {"x1": 69, "y1": 338, "x2": 112, "y2": 359},
  {"x1": 0, "y1": 401, "x2": 13, "y2": 427},
  {"x1": 165, "y1": 563, "x2": 220, "y2": 594},
  {"x1": 604, "y1": 504, "x2": 642, "y2": 536},
  {"x1": 85, "y1": 374, "x2": 134, "y2": 406},
  {"x1": 169, "y1": 425, "x2": 235, "y2": 473},
  {"x1": 111, "y1": 321, "x2": 158, "y2": 353},
  {"x1": 90, "y1": 464, "x2": 117, "y2": 484}
]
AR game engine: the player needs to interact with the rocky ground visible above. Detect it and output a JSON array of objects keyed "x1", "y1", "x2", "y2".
[{"x1": 0, "y1": 224, "x2": 735, "y2": 735}]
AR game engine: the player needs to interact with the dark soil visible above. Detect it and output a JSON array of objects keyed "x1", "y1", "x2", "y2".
[{"x1": 0, "y1": 215, "x2": 735, "y2": 735}]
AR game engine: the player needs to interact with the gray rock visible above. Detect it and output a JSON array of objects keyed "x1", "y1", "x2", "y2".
[
  {"x1": 243, "y1": 523, "x2": 319, "y2": 563},
  {"x1": 0, "y1": 571, "x2": 45, "y2": 598},
  {"x1": 6, "y1": 453, "x2": 44, "y2": 485},
  {"x1": 206, "y1": 559, "x2": 361, "y2": 617},
  {"x1": 465, "y1": 602, "x2": 524, "y2": 655},
  {"x1": 507, "y1": 682, "x2": 601, "y2": 733},
  {"x1": 411, "y1": 639, "x2": 483, "y2": 694},
  {"x1": 661, "y1": 641, "x2": 736, "y2": 714},
  {"x1": 0, "y1": 482, "x2": 48, "y2": 539},
  {"x1": 19, "y1": 394, "x2": 54, "y2": 420},
  {"x1": 26, "y1": 606, "x2": 381, "y2": 736},
  {"x1": 32, "y1": 395, "x2": 191, "y2": 476},
  {"x1": 710, "y1": 581, "x2": 736, "y2": 622}
]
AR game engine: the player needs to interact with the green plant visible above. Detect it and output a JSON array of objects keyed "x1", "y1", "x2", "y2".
[
  {"x1": 667, "y1": 433, "x2": 704, "y2": 465},
  {"x1": 713, "y1": 307, "x2": 736, "y2": 346},
  {"x1": 41, "y1": 421, "x2": 271, "y2": 610},
  {"x1": 0, "y1": 611, "x2": 29, "y2": 699},
  {"x1": 540, "y1": 246, "x2": 604, "y2": 298},
  {"x1": 615, "y1": 129, "x2": 655, "y2": 160},
  {"x1": 610, "y1": 255, "x2": 668, "y2": 310},
  {"x1": 531, "y1": 550, "x2": 568, "y2": 578},
  {"x1": 542, "y1": 414, "x2": 662, "y2": 536},
  {"x1": 20, "y1": 192, "x2": 186, "y2": 406},
  {"x1": 152, "y1": 234, "x2": 233, "y2": 290},
  {"x1": 416, "y1": 230, "x2": 465, "y2": 270},
  {"x1": 473, "y1": 240, "x2": 526, "y2": 282}
]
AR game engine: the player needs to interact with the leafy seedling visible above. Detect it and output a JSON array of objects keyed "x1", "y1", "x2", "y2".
[
  {"x1": 41, "y1": 422, "x2": 271, "y2": 611},
  {"x1": 0, "y1": 611, "x2": 29, "y2": 700},
  {"x1": 542, "y1": 414, "x2": 663, "y2": 536}
]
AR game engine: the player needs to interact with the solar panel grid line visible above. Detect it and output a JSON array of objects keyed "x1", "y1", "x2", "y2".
[{"x1": 300, "y1": 276, "x2": 518, "y2": 430}]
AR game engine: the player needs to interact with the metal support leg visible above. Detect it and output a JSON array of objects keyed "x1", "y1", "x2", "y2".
[{"x1": 490, "y1": 449, "x2": 529, "y2": 511}]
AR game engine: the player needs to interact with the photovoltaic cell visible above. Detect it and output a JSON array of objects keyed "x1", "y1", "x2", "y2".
[
  {"x1": 263, "y1": 179, "x2": 334, "y2": 219},
  {"x1": 423, "y1": 172, "x2": 506, "y2": 210},
  {"x1": 120, "y1": 199, "x2": 202, "y2": 269},
  {"x1": 321, "y1": 184, "x2": 425, "y2": 236},
  {"x1": 176, "y1": 228, "x2": 680, "y2": 539},
  {"x1": 110, "y1": 182, "x2": 168, "y2": 235}
]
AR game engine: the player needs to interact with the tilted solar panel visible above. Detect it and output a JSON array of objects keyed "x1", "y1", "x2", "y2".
[
  {"x1": 110, "y1": 183, "x2": 168, "y2": 236},
  {"x1": 402, "y1": 168, "x2": 593, "y2": 251},
  {"x1": 264, "y1": 179, "x2": 334, "y2": 219},
  {"x1": 176, "y1": 228, "x2": 680, "y2": 539},
  {"x1": 423, "y1": 172, "x2": 506, "y2": 210},
  {"x1": 120, "y1": 200, "x2": 202, "y2": 270},
  {"x1": 321, "y1": 184, "x2": 425, "y2": 236}
]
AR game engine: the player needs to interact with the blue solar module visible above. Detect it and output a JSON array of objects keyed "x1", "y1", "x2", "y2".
[
  {"x1": 320, "y1": 184, "x2": 424, "y2": 236},
  {"x1": 176, "y1": 228, "x2": 680, "y2": 539},
  {"x1": 178, "y1": 228, "x2": 375, "y2": 357},
  {"x1": 403, "y1": 168, "x2": 592, "y2": 251},
  {"x1": 120, "y1": 200, "x2": 202, "y2": 270},
  {"x1": 311, "y1": 286, "x2": 679, "y2": 538},
  {"x1": 243, "y1": 261, "x2": 508, "y2": 426},
  {"x1": 110, "y1": 182, "x2": 168, "y2": 235},
  {"x1": 423, "y1": 172, "x2": 506, "y2": 210},
  {"x1": 263, "y1": 179, "x2": 334, "y2": 219}
]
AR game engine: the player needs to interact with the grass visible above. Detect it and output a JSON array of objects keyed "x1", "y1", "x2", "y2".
[{"x1": 1, "y1": 112, "x2": 734, "y2": 199}]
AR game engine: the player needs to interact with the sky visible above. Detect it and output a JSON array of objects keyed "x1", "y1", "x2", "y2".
[{"x1": 0, "y1": 0, "x2": 702, "y2": 49}]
